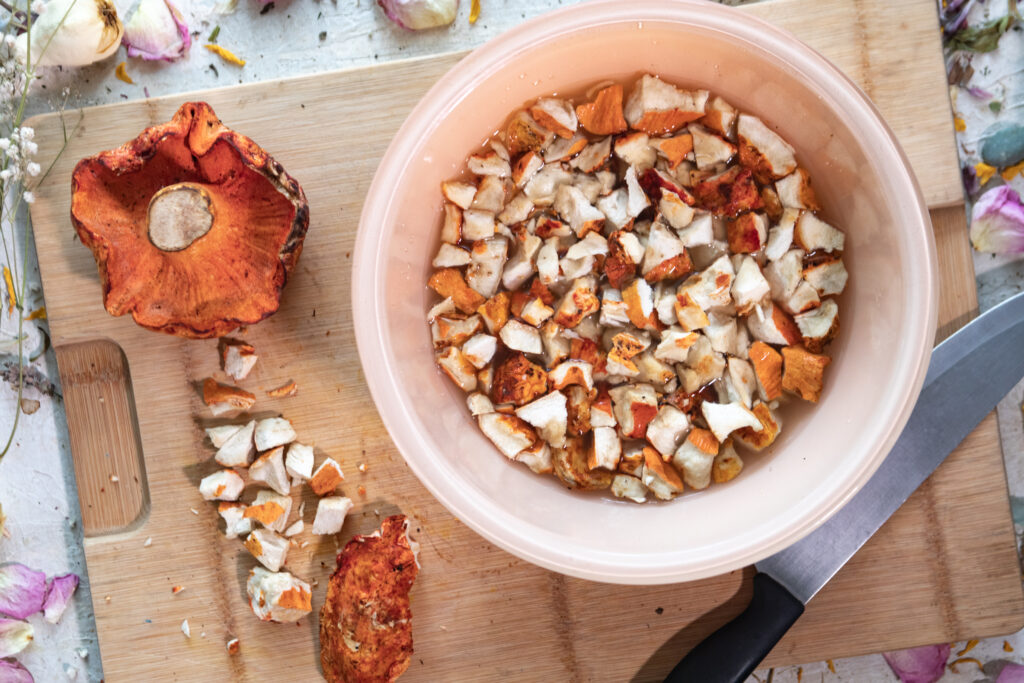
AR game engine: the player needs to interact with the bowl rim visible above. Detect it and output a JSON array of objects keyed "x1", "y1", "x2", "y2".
[{"x1": 352, "y1": 0, "x2": 938, "y2": 584}]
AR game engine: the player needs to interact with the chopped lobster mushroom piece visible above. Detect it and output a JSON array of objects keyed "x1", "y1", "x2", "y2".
[
  {"x1": 617, "y1": 442, "x2": 645, "y2": 476},
  {"x1": 247, "y1": 568, "x2": 312, "y2": 623},
  {"x1": 659, "y1": 191, "x2": 696, "y2": 230},
  {"x1": 506, "y1": 109, "x2": 555, "y2": 155},
  {"x1": 468, "y1": 150, "x2": 511, "y2": 177},
  {"x1": 651, "y1": 133, "x2": 694, "y2": 170},
  {"x1": 775, "y1": 168, "x2": 819, "y2": 210},
  {"x1": 462, "y1": 209, "x2": 496, "y2": 241},
  {"x1": 477, "y1": 292, "x2": 510, "y2": 334},
  {"x1": 431, "y1": 315, "x2": 483, "y2": 349},
  {"x1": 254, "y1": 417, "x2": 296, "y2": 452},
  {"x1": 432, "y1": 243, "x2": 471, "y2": 268},
  {"x1": 427, "y1": 298, "x2": 455, "y2": 325},
  {"x1": 609, "y1": 383, "x2": 659, "y2": 439},
  {"x1": 701, "y1": 401, "x2": 762, "y2": 442},
  {"x1": 250, "y1": 446, "x2": 291, "y2": 496},
  {"x1": 691, "y1": 125, "x2": 737, "y2": 170},
  {"x1": 804, "y1": 258, "x2": 848, "y2": 297},
  {"x1": 222, "y1": 341, "x2": 258, "y2": 381},
  {"x1": 794, "y1": 299, "x2": 839, "y2": 353},
  {"x1": 737, "y1": 114, "x2": 797, "y2": 182},
  {"x1": 794, "y1": 212, "x2": 845, "y2": 252},
  {"x1": 726, "y1": 357, "x2": 758, "y2": 408},
  {"x1": 498, "y1": 193, "x2": 534, "y2": 226},
  {"x1": 540, "y1": 321, "x2": 571, "y2": 367},
  {"x1": 466, "y1": 392, "x2": 495, "y2": 416},
  {"x1": 654, "y1": 327, "x2": 699, "y2": 363},
  {"x1": 782, "y1": 346, "x2": 831, "y2": 402},
  {"x1": 764, "y1": 208, "x2": 798, "y2": 261},
  {"x1": 704, "y1": 312, "x2": 738, "y2": 356},
  {"x1": 764, "y1": 249, "x2": 805, "y2": 300},
  {"x1": 634, "y1": 351, "x2": 676, "y2": 388},
  {"x1": 203, "y1": 379, "x2": 256, "y2": 416},
  {"x1": 588, "y1": 426, "x2": 623, "y2": 470},
  {"x1": 622, "y1": 277, "x2": 659, "y2": 330},
  {"x1": 199, "y1": 469, "x2": 244, "y2": 501},
  {"x1": 674, "y1": 290, "x2": 710, "y2": 331},
  {"x1": 735, "y1": 402, "x2": 781, "y2": 451},
  {"x1": 778, "y1": 280, "x2": 821, "y2": 316},
  {"x1": 500, "y1": 319, "x2": 543, "y2": 354},
  {"x1": 285, "y1": 443, "x2": 314, "y2": 482},
  {"x1": 437, "y1": 346, "x2": 479, "y2": 392},
  {"x1": 712, "y1": 440, "x2": 744, "y2": 483},
  {"x1": 218, "y1": 502, "x2": 253, "y2": 539},
  {"x1": 554, "y1": 437, "x2": 614, "y2": 489},
  {"x1": 746, "y1": 303, "x2": 802, "y2": 346},
  {"x1": 590, "y1": 387, "x2": 616, "y2": 428},
  {"x1": 549, "y1": 360, "x2": 595, "y2": 392},
  {"x1": 554, "y1": 185, "x2": 605, "y2": 237},
  {"x1": 553, "y1": 276, "x2": 600, "y2": 328},
  {"x1": 642, "y1": 448, "x2": 685, "y2": 500},
  {"x1": 545, "y1": 132, "x2": 589, "y2": 163},
  {"x1": 624, "y1": 165, "x2": 652, "y2": 218},
  {"x1": 247, "y1": 489, "x2": 293, "y2": 533},
  {"x1": 245, "y1": 528, "x2": 290, "y2": 572},
  {"x1": 429, "y1": 268, "x2": 486, "y2": 314},
  {"x1": 731, "y1": 256, "x2": 771, "y2": 314},
  {"x1": 515, "y1": 390, "x2": 568, "y2": 447},
  {"x1": 492, "y1": 352, "x2": 549, "y2": 406},
  {"x1": 478, "y1": 413, "x2": 537, "y2": 459},
  {"x1": 624, "y1": 74, "x2": 709, "y2": 135},
  {"x1": 611, "y1": 474, "x2": 648, "y2": 503},
  {"x1": 512, "y1": 150, "x2": 544, "y2": 188},
  {"x1": 565, "y1": 384, "x2": 593, "y2": 435},
  {"x1": 699, "y1": 95, "x2": 738, "y2": 137},
  {"x1": 748, "y1": 341, "x2": 783, "y2": 401},
  {"x1": 575, "y1": 84, "x2": 628, "y2": 136},
  {"x1": 441, "y1": 180, "x2": 477, "y2": 210},
  {"x1": 501, "y1": 234, "x2": 542, "y2": 291},
  {"x1": 726, "y1": 212, "x2": 767, "y2": 254},
  {"x1": 312, "y1": 497, "x2": 354, "y2": 536},
  {"x1": 642, "y1": 223, "x2": 691, "y2": 283},
  {"x1": 570, "y1": 136, "x2": 613, "y2": 174},
  {"x1": 440, "y1": 203, "x2": 463, "y2": 244},
  {"x1": 466, "y1": 237, "x2": 508, "y2": 298},
  {"x1": 683, "y1": 334, "x2": 726, "y2": 391},
  {"x1": 614, "y1": 132, "x2": 657, "y2": 169},
  {"x1": 596, "y1": 189, "x2": 631, "y2": 230},
  {"x1": 529, "y1": 98, "x2": 578, "y2": 138},
  {"x1": 206, "y1": 424, "x2": 241, "y2": 448},
  {"x1": 462, "y1": 334, "x2": 498, "y2": 369},
  {"x1": 672, "y1": 427, "x2": 719, "y2": 490},
  {"x1": 310, "y1": 458, "x2": 345, "y2": 496},
  {"x1": 565, "y1": 232, "x2": 609, "y2": 261},
  {"x1": 524, "y1": 165, "x2": 573, "y2": 206},
  {"x1": 215, "y1": 419, "x2": 256, "y2": 468},
  {"x1": 516, "y1": 440, "x2": 553, "y2": 474},
  {"x1": 646, "y1": 405, "x2": 690, "y2": 457}
]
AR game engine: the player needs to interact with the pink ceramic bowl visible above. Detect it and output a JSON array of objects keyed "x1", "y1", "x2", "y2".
[{"x1": 352, "y1": 0, "x2": 938, "y2": 583}]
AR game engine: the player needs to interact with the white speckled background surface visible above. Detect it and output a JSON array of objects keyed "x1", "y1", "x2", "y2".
[{"x1": 2, "y1": 0, "x2": 1023, "y2": 681}]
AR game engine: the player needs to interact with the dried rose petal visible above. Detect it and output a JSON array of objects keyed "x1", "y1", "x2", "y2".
[
  {"x1": 998, "y1": 662, "x2": 1024, "y2": 682},
  {"x1": 882, "y1": 644, "x2": 951, "y2": 683},
  {"x1": 377, "y1": 0, "x2": 457, "y2": 30},
  {"x1": 0, "y1": 658, "x2": 34, "y2": 682},
  {"x1": 0, "y1": 619, "x2": 33, "y2": 658},
  {"x1": 42, "y1": 574, "x2": 79, "y2": 624},
  {"x1": 0, "y1": 564, "x2": 46, "y2": 620},
  {"x1": 970, "y1": 185, "x2": 1024, "y2": 253},
  {"x1": 123, "y1": 0, "x2": 191, "y2": 61}
]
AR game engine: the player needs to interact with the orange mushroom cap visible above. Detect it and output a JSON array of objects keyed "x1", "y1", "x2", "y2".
[{"x1": 70, "y1": 102, "x2": 309, "y2": 338}]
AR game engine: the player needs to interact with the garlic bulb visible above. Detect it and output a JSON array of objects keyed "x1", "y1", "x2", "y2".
[
  {"x1": 377, "y1": 0, "x2": 458, "y2": 30},
  {"x1": 15, "y1": 0, "x2": 123, "y2": 67}
]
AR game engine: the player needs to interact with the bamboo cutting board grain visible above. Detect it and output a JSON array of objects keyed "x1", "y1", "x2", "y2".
[{"x1": 26, "y1": 0, "x2": 1023, "y2": 679}]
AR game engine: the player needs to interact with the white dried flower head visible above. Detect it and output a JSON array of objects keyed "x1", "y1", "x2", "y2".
[
  {"x1": 22, "y1": 191, "x2": 35, "y2": 204},
  {"x1": 18, "y1": 128, "x2": 33, "y2": 142},
  {"x1": 0, "y1": 139, "x2": 8, "y2": 152},
  {"x1": 26, "y1": 162, "x2": 40, "y2": 177}
]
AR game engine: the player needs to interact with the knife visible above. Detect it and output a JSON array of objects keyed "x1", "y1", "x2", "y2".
[{"x1": 665, "y1": 289, "x2": 1024, "y2": 683}]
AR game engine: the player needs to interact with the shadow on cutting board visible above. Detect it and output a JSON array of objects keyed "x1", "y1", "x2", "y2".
[{"x1": 632, "y1": 566, "x2": 755, "y2": 683}]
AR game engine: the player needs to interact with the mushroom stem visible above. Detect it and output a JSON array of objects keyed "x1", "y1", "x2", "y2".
[{"x1": 147, "y1": 183, "x2": 215, "y2": 251}]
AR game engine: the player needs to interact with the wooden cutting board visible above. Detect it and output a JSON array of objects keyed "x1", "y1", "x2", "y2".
[{"x1": 25, "y1": 0, "x2": 1023, "y2": 679}]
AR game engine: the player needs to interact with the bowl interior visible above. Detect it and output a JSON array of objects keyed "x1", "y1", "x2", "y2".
[{"x1": 356, "y1": 2, "x2": 935, "y2": 583}]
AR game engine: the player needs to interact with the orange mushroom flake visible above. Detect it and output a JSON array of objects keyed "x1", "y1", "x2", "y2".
[{"x1": 71, "y1": 102, "x2": 309, "y2": 338}]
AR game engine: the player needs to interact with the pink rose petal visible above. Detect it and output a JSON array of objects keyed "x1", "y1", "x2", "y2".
[
  {"x1": 970, "y1": 184, "x2": 1024, "y2": 253},
  {"x1": 377, "y1": 0, "x2": 457, "y2": 30},
  {"x1": 0, "y1": 619, "x2": 33, "y2": 658},
  {"x1": 0, "y1": 564, "x2": 46, "y2": 620},
  {"x1": 882, "y1": 644, "x2": 951, "y2": 683},
  {"x1": 998, "y1": 661, "x2": 1024, "y2": 682},
  {"x1": 42, "y1": 574, "x2": 79, "y2": 624},
  {"x1": 0, "y1": 658, "x2": 34, "y2": 682},
  {"x1": 122, "y1": 0, "x2": 191, "y2": 61}
]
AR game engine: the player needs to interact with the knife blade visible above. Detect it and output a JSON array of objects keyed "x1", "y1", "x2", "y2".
[{"x1": 665, "y1": 290, "x2": 1024, "y2": 683}]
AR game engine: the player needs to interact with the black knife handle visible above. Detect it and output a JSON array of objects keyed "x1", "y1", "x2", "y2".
[{"x1": 663, "y1": 572, "x2": 805, "y2": 683}]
